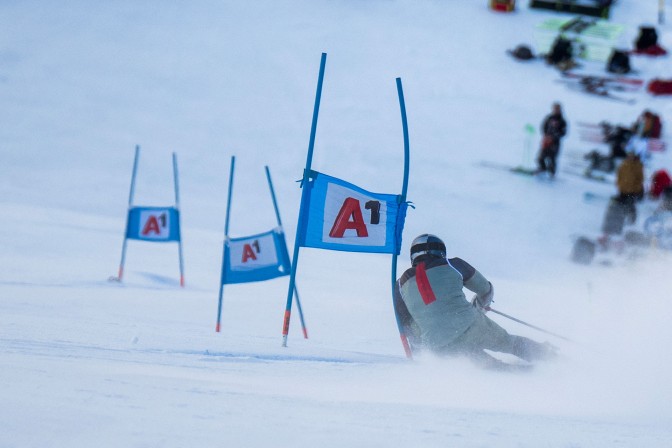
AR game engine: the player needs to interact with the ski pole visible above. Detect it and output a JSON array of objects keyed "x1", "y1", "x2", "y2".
[{"x1": 486, "y1": 306, "x2": 573, "y2": 342}]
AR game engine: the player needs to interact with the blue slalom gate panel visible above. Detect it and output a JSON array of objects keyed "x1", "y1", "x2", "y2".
[
  {"x1": 126, "y1": 206, "x2": 181, "y2": 242},
  {"x1": 222, "y1": 228, "x2": 291, "y2": 284},
  {"x1": 296, "y1": 171, "x2": 407, "y2": 255}
]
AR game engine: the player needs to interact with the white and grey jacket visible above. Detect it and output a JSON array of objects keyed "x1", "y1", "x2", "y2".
[{"x1": 394, "y1": 256, "x2": 492, "y2": 351}]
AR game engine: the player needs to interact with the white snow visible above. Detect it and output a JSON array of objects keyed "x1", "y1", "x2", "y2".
[{"x1": 2, "y1": 1, "x2": 672, "y2": 447}]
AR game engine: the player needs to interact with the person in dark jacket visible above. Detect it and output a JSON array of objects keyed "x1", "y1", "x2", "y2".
[
  {"x1": 394, "y1": 234, "x2": 557, "y2": 371},
  {"x1": 536, "y1": 102, "x2": 568, "y2": 178}
]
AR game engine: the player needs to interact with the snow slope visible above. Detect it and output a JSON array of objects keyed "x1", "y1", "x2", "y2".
[{"x1": 2, "y1": 1, "x2": 672, "y2": 447}]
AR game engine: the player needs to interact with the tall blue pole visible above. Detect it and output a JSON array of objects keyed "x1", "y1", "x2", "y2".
[
  {"x1": 282, "y1": 52, "x2": 327, "y2": 347},
  {"x1": 216, "y1": 156, "x2": 236, "y2": 332},
  {"x1": 265, "y1": 166, "x2": 284, "y2": 227},
  {"x1": 265, "y1": 166, "x2": 309, "y2": 339},
  {"x1": 117, "y1": 145, "x2": 140, "y2": 281},
  {"x1": 393, "y1": 78, "x2": 412, "y2": 358},
  {"x1": 173, "y1": 152, "x2": 185, "y2": 287}
]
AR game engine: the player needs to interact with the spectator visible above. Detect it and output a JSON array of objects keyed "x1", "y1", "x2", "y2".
[{"x1": 536, "y1": 102, "x2": 567, "y2": 178}]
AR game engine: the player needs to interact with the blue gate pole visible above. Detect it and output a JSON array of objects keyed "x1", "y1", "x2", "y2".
[
  {"x1": 117, "y1": 145, "x2": 140, "y2": 281},
  {"x1": 172, "y1": 152, "x2": 185, "y2": 287},
  {"x1": 265, "y1": 166, "x2": 308, "y2": 339},
  {"x1": 393, "y1": 78, "x2": 413, "y2": 359},
  {"x1": 216, "y1": 156, "x2": 236, "y2": 332},
  {"x1": 282, "y1": 52, "x2": 327, "y2": 347}
]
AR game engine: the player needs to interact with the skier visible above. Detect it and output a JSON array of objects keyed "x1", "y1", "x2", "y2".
[
  {"x1": 394, "y1": 234, "x2": 557, "y2": 371},
  {"x1": 536, "y1": 102, "x2": 567, "y2": 178}
]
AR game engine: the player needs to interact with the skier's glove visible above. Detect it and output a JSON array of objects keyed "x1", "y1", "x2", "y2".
[{"x1": 471, "y1": 282, "x2": 494, "y2": 312}]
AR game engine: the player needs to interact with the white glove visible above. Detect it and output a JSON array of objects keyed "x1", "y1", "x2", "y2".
[{"x1": 471, "y1": 282, "x2": 493, "y2": 312}]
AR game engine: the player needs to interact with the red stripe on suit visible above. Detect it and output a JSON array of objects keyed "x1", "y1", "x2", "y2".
[{"x1": 415, "y1": 262, "x2": 437, "y2": 305}]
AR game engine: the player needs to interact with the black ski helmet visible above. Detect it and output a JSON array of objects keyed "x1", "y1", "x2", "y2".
[{"x1": 410, "y1": 234, "x2": 446, "y2": 264}]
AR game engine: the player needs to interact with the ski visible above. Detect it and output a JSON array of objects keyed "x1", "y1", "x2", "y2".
[
  {"x1": 583, "y1": 191, "x2": 611, "y2": 202},
  {"x1": 576, "y1": 122, "x2": 666, "y2": 151},
  {"x1": 576, "y1": 121, "x2": 615, "y2": 144},
  {"x1": 478, "y1": 161, "x2": 537, "y2": 176},
  {"x1": 556, "y1": 79, "x2": 637, "y2": 104},
  {"x1": 561, "y1": 167, "x2": 611, "y2": 183},
  {"x1": 561, "y1": 71, "x2": 644, "y2": 88},
  {"x1": 577, "y1": 133, "x2": 606, "y2": 144},
  {"x1": 511, "y1": 166, "x2": 537, "y2": 176},
  {"x1": 577, "y1": 121, "x2": 607, "y2": 129},
  {"x1": 560, "y1": 16, "x2": 597, "y2": 34}
]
